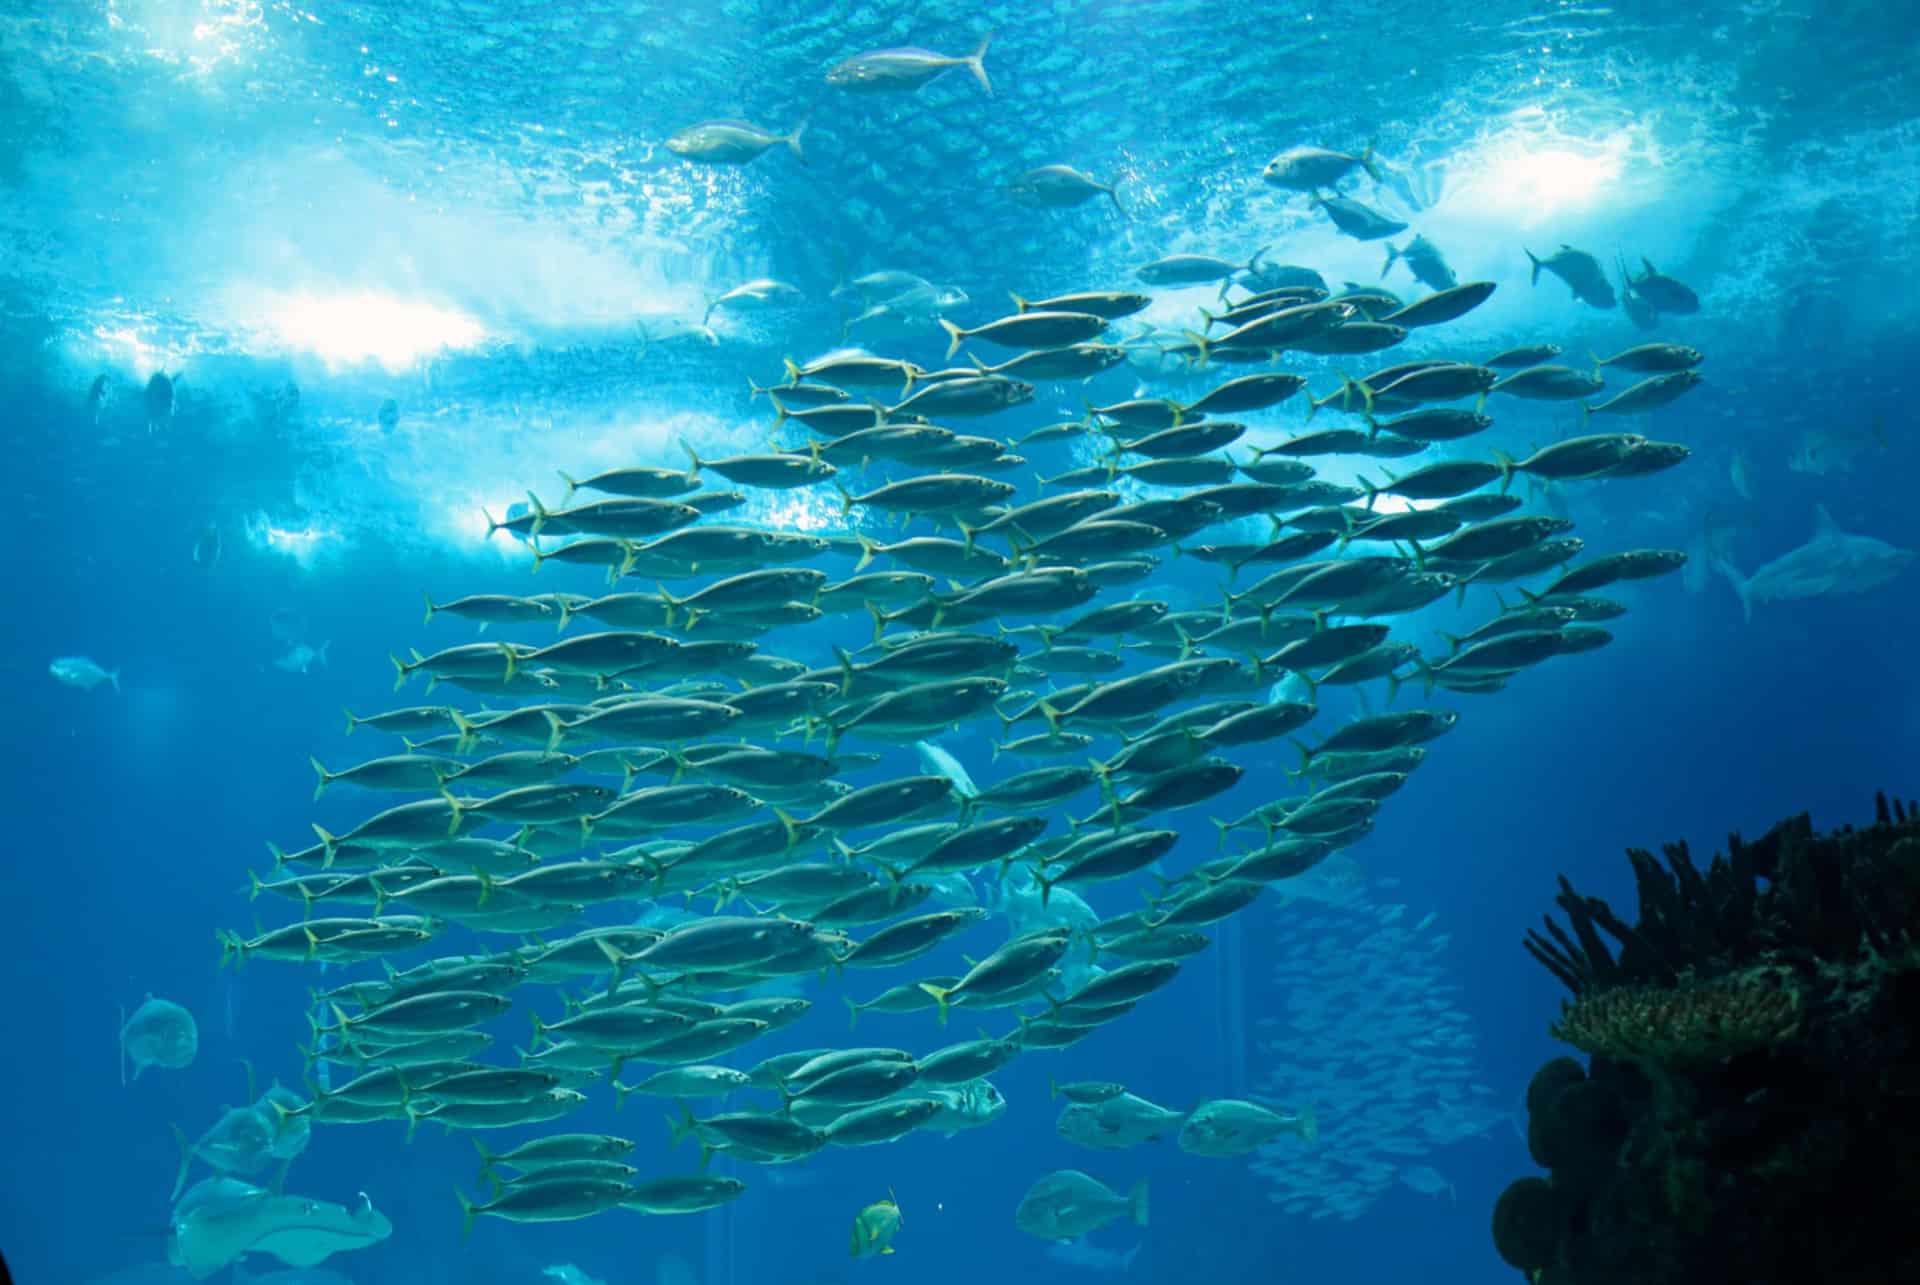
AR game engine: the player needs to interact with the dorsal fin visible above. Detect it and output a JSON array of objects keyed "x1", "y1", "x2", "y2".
[{"x1": 1812, "y1": 504, "x2": 1841, "y2": 539}]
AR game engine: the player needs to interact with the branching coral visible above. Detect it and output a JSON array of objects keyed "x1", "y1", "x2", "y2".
[
  {"x1": 1493, "y1": 793, "x2": 1920, "y2": 1285},
  {"x1": 1525, "y1": 792, "x2": 1919, "y2": 1000}
]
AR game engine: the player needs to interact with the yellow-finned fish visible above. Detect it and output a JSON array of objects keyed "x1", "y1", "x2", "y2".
[{"x1": 850, "y1": 1189, "x2": 904, "y2": 1257}]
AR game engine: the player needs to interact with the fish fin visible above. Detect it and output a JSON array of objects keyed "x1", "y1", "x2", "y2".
[
  {"x1": 938, "y1": 318, "x2": 966, "y2": 360},
  {"x1": 1711, "y1": 556, "x2": 1753, "y2": 623},
  {"x1": 1129, "y1": 1179, "x2": 1150, "y2": 1226},
  {"x1": 785, "y1": 114, "x2": 808, "y2": 163},
  {"x1": 167, "y1": 1121, "x2": 198, "y2": 1202},
  {"x1": 917, "y1": 982, "x2": 954, "y2": 1027},
  {"x1": 965, "y1": 31, "x2": 993, "y2": 95},
  {"x1": 1524, "y1": 248, "x2": 1542, "y2": 285}
]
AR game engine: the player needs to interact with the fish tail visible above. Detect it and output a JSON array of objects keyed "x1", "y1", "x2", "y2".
[
  {"x1": 456, "y1": 1187, "x2": 478, "y2": 1240},
  {"x1": 1711, "y1": 556, "x2": 1754, "y2": 623},
  {"x1": 667, "y1": 1102, "x2": 698, "y2": 1147},
  {"x1": 918, "y1": 983, "x2": 954, "y2": 1027},
  {"x1": 679, "y1": 440, "x2": 702, "y2": 485},
  {"x1": 389, "y1": 652, "x2": 409, "y2": 691},
  {"x1": 169, "y1": 1122, "x2": 194, "y2": 1202},
  {"x1": 1290, "y1": 737, "x2": 1315, "y2": 775},
  {"x1": 471, "y1": 1137, "x2": 496, "y2": 1183},
  {"x1": 1034, "y1": 866, "x2": 1057, "y2": 907},
  {"x1": 965, "y1": 31, "x2": 993, "y2": 95},
  {"x1": 557, "y1": 469, "x2": 580, "y2": 503},
  {"x1": 1107, "y1": 184, "x2": 1127, "y2": 219},
  {"x1": 308, "y1": 755, "x2": 331, "y2": 802},
  {"x1": 1128, "y1": 1179, "x2": 1150, "y2": 1227},
  {"x1": 1180, "y1": 328, "x2": 1211, "y2": 369},
  {"x1": 1358, "y1": 139, "x2": 1381, "y2": 184},
  {"x1": 938, "y1": 318, "x2": 966, "y2": 360},
  {"x1": 786, "y1": 114, "x2": 808, "y2": 163},
  {"x1": 1525, "y1": 248, "x2": 1542, "y2": 286},
  {"x1": 1381, "y1": 241, "x2": 1400, "y2": 280}
]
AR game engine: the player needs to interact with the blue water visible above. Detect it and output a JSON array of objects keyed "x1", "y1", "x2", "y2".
[{"x1": 3, "y1": 4, "x2": 1918, "y2": 1284}]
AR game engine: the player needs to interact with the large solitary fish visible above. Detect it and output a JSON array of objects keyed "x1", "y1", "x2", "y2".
[{"x1": 1713, "y1": 504, "x2": 1914, "y2": 622}]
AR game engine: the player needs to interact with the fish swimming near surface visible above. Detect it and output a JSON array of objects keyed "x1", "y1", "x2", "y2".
[
  {"x1": 1007, "y1": 165, "x2": 1126, "y2": 217},
  {"x1": 1261, "y1": 144, "x2": 1380, "y2": 192},
  {"x1": 1525, "y1": 245, "x2": 1616, "y2": 309},
  {"x1": 1381, "y1": 235, "x2": 1456, "y2": 291},
  {"x1": 145, "y1": 371, "x2": 175, "y2": 431},
  {"x1": 1310, "y1": 194, "x2": 1407, "y2": 241},
  {"x1": 85, "y1": 372, "x2": 113, "y2": 423},
  {"x1": 666, "y1": 118, "x2": 807, "y2": 166},
  {"x1": 50, "y1": 655, "x2": 120, "y2": 692},
  {"x1": 826, "y1": 35, "x2": 993, "y2": 95},
  {"x1": 1626, "y1": 258, "x2": 1699, "y2": 313},
  {"x1": 1713, "y1": 504, "x2": 1915, "y2": 622},
  {"x1": 704, "y1": 279, "x2": 807, "y2": 325}
]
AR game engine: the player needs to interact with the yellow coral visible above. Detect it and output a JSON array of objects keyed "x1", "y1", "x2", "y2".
[{"x1": 1551, "y1": 976, "x2": 1803, "y2": 1066}]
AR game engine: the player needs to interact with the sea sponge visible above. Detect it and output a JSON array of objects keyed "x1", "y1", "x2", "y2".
[
  {"x1": 1492, "y1": 1176, "x2": 1561, "y2": 1273},
  {"x1": 1526, "y1": 1056, "x2": 1586, "y2": 1116},
  {"x1": 1528, "y1": 1077, "x2": 1629, "y2": 1177}
]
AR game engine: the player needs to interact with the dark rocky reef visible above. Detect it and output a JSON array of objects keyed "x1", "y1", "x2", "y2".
[{"x1": 1495, "y1": 792, "x2": 1920, "y2": 1284}]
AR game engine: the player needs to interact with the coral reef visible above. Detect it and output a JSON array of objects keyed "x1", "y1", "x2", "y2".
[
  {"x1": 1548, "y1": 972, "x2": 1803, "y2": 1065},
  {"x1": 1494, "y1": 793, "x2": 1920, "y2": 1284}
]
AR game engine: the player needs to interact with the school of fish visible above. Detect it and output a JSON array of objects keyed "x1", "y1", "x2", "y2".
[{"x1": 162, "y1": 35, "x2": 1721, "y2": 1258}]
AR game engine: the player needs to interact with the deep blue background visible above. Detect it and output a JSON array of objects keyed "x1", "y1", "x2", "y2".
[{"x1": 2, "y1": 4, "x2": 1918, "y2": 1284}]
